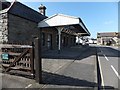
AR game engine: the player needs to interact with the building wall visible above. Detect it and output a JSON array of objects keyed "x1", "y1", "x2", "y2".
[
  {"x1": 97, "y1": 36, "x2": 119, "y2": 46},
  {"x1": 41, "y1": 28, "x2": 58, "y2": 51},
  {"x1": 0, "y1": 13, "x2": 8, "y2": 43},
  {"x1": 97, "y1": 37, "x2": 101, "y2": 45},
  {"x1": 61, "y1": 33, "x2": 76, "y2": 48},
  {"x1": 41, "y1": 29, "x2": 76, "y2": 51},
  {"x1": 0, "y1": 1, "x2": 1, "y2": 10},
  {"x1": 97, "y1": 32, "x2": 120, "y2": 46},
  {"x1": 8, "y1": 13, "x2": 39, "y2": 42}
]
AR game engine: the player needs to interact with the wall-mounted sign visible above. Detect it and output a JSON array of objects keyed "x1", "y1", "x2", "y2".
[{"x1": 1, "y1": 53, "x2": 9, "y2": 60}]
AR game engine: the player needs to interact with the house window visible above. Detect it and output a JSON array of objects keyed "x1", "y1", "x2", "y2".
[{"x1": 42, "y1": 32, "x2": 45, "y2": 46}]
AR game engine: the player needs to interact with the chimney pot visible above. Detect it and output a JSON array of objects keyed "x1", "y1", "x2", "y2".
[{"x1": 38, "y1": 4, "x2": 46, "y2": 16}]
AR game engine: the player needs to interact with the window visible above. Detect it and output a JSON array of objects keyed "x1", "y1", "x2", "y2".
[
  {"x1": 56, "y1": 35, "x2": 59, "y2": 45},
  {"x1": 42, "y1": 32, "x2": 45, "y2": 46}
]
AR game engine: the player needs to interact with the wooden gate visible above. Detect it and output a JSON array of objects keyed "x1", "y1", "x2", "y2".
[{"x1": 1, "y1": 42, "x2": 35, "y2": 78}]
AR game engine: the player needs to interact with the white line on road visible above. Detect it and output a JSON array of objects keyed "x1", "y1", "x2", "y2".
[
  {"x1": 111, "y1": 65, "x2": 120, "y2": 79},
  {"x1": 100, "y1": 48, "x2": 120, "y2": 79},
  {"x1": 25, "y1": 84, "x2": 32, "y2": 88},
  {"x1": 99, "y1": 48, "x2": 109, "y2": 61},
  {"x1": 103, "y1": 54, "x2": 109, "y2": 61},
  {"x1": 98, "y1": 56, "x2": 105, "y2": 88}
]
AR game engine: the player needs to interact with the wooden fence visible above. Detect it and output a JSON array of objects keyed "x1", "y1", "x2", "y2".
[
  {"x1": 1, "y1": 42, "x2": 35, "y2": 77},
  {"x1": 1, "y1": 38, "x2": 42, "y2": 83}
]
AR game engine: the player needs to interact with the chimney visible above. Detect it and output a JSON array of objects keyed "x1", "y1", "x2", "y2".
[{"x1": 38, "y1": 4, "x2": 46, "y2": 16}]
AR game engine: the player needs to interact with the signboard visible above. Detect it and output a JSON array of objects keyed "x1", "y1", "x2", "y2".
[{"x1": 1, "y1": 53, "x2": 9, "y2": 60}]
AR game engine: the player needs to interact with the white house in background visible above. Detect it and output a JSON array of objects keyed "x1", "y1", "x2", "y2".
[
  {"x1": 97, "y1": 32, "x2": 120, "y2": 46},
  {"x1": 88, "y1": 38, "x2": 97, "y2": 44},
  {"x1": 76, "y1": 36, "x2": 90, "y2": 45}
]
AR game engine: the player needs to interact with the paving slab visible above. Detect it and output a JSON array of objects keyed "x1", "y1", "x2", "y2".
[{"x1": 41, "y1": 46, "x2": 97, "y2": 89}]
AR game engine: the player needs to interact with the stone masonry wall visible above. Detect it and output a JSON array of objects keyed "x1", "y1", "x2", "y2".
[
  {"x1": 8, "y1": 13, "x2": 39, "y2": 43},
  {"x1": 0, "y1": 1, "x2": 1, "y2": 10},
  {"x1": 0, "y1": 13, "x2": 8, "y2": 43}
]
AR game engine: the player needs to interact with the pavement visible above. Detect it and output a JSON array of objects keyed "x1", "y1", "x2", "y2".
[{"x1": 0, "y1": 45, "x2": 98, "y2": 89}]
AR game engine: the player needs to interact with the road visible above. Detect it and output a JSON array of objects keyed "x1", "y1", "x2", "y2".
[{"x1": 97, "y1": 45, "x2": 120, "y2": 89}]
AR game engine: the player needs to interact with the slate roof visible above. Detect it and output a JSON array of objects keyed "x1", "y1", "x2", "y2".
[
  {"x1": 2, "y1": 1, "x2": 11, "y2": 10},
  {"x1": 0, "y1": 1, "x2": 47, "y2": 23},
  {"x1": 97, "y1": 32, "x2": 120, "y2": 38}
]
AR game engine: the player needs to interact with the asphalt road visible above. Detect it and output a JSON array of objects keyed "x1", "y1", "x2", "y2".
[{"x1": 97, "y1": 45, "x2": 120, "y2": 89}]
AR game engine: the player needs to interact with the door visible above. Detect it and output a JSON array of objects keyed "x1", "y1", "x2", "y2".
[{"x1": 47, "y1": 34, "x2": 52, "y2": 49}]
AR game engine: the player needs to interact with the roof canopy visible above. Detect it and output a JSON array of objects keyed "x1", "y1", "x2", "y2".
[{"x1": 38, "y1": 14, "x2": 90, "y2": 36}]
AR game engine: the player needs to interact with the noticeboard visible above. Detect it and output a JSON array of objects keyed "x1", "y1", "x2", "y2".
[{"x1": 1, "y1": 53, "x2": 9, "y2": 60}]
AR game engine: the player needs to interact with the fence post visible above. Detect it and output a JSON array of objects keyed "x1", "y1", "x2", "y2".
[
  {"x1": 34, "y1": 36, "x2": 42, "y2": 83},
  {"x1": 30, "y1": 42, "x2": 35, "y2": 76}
]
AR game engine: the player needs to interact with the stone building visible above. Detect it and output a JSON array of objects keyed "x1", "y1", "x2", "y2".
[
  {"x1": 0, "y1": 1, "x2": 90, "y2": 51},
  {"x1": 0, "y1": 1, "x2": 47, "y2": 43},
  {"x1": 97, "y1": 32, "x2": 120, "y2": 46},
  {"x1": 38, "y1": 13, "x2": 90, "y2": 51}
]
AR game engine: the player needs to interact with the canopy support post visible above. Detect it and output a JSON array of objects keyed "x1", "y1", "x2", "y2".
[
  {"x1": 56, "y1": 27, "x2": 64, "y2": 54},
  {"x1": 78, "y1": 35, "x2": 81, "y2": 45}
]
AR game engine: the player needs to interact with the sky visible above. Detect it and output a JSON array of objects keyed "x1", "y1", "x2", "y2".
[{"x1": 7, "y1": 1, "x2": 119, "y2": 38}]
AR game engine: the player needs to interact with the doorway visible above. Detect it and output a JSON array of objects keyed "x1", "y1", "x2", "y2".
[{"x1": 47, "y1": 34, "x2": 52, "y2": 49}]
